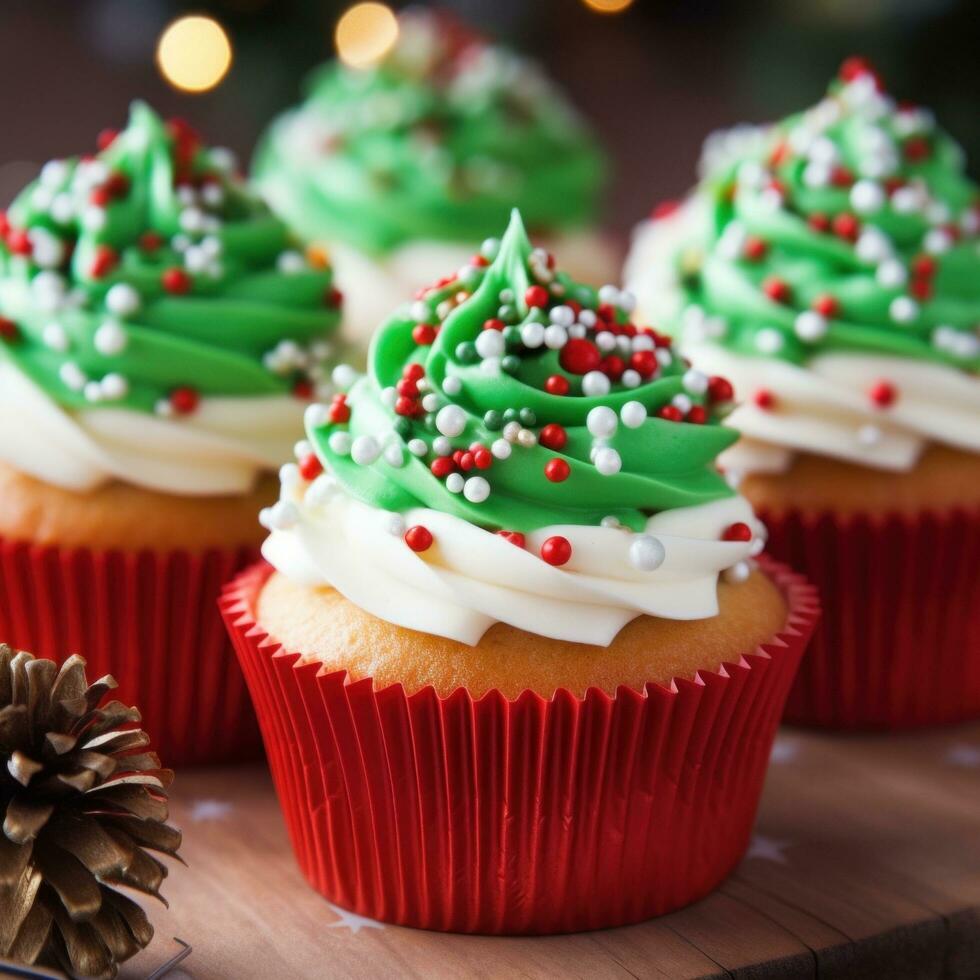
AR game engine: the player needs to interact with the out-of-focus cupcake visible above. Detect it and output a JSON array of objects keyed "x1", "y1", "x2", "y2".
[
  {"x1": 625, "y1": 59, "x2": 980, "y2": 729},
  {"x1": 222, "y1": 210, "x2": 818, "y2": 934},
  {"x1": 0, "y1": 103, "x2": 342, "y2": 764},
  {"x1": 253, "y1": 8, "x2": 616, "y2": 343}
]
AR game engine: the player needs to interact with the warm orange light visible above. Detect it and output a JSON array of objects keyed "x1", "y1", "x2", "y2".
[
  {"x1": 335, "y1": 3, "x2": 399, "y2": 69},
  {"x1": 156, "y1": 16, "x2": 233, "y2": 93},
  {"x1": 582, "y1": 0, "x2": 635, "y2": 13}
]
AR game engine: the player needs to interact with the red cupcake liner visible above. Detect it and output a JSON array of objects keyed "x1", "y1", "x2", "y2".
[
  {"x1": 221, "y1": 557, "x2": 818, "y2": 934},
  {"x1": 0, "y1": 535, "x2": 264, "y2": 766},
  {"x1": 763, "y1": 507, "x2": 980, "y2": 731}
]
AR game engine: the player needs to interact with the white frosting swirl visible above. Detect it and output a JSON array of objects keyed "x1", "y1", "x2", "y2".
[
  {"x1": 261, "y1": 473, "x2": 762, "y2": 646},
  {"x1": 624, "y1": 201, "x2": 980, "y2": 474},
  {"x1": 0, "y1": 363, "x2": 305, "y2": 495}
]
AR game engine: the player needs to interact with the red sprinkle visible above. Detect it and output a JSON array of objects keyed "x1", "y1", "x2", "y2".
[
  {"x1": 650, "y1": 199, "x2": 680, "y2": 220},
  {"x1": 658, "y1": 405, "x2": 683, "y2": 422},
  {"x1": 830, "y1": 166, "x2": 854, "y2": 188},
  {"x1": 482, "y1": 318, "x2": 505, "y2": 331},
  {"x1": 559, "y1": 338, "x2": 601, "y2": 376},
  {"x1": 525, "y1": 285, "x2": 549, "y2": 309},
  {"x1": 5, "y1": 229, "x2": 32, "y2": 256},
  {"x1": 473, "y1": 448, "x2": 492, "y2": 470},
  {"x1": 394, "y1": 396, "x2": 416, "y2": 417},
  {"x1": 540, "y1": 535, "x2": 572, "y2": 566},
  {"x1": 326, "y1": 287, "x2": 343, "y2": 309},
  {"x1": 832, "y1": 213, "x2": 860, "y2": 242},
  {"x1": 0, "y1": 317, "x2": 20, "y2": 342},
  {"x1": 744, "y1": 236, "x2": 768, "y2": 261},
  {"x1": 762, "y1": 277, "x2": 791, "y2": 304},
  {"x1": 601, "y1": 354, "x2": 625, "y2": 381},
  {"x1": 686, "y1": 405, "x2": 708, "y2": 424},
  {"x1": 904, "y1": 136, "x2": 931, "y2": 162},
  {"x1": 808, "y1": 212, "x2": 831, "y2": 233},
  {"x1": 753, "y1": 389, "x2": 777, "y2": 411},
  {"x1": 545, "y1": 458, "x2": 570, "y2": 483},
  {"x1": 911, "y1": 254, "x2": 936, "y2": 279},
  {"x1": 707, "y1": 375, "x2": 734, "y2": 404},
  {"x1": 162, "y1": 267, "x2": 191, "y2": 294},
  {"x1": 139, "y1": 231, "x2": 164, "y2": 252},
  {"x1": 292, "y1": 379, "x2": 314, "y2": 400},
  {"x1": 497, "y1": 530, "x2": 526, "y2": 548},
  {"x1": 396, "y1": 378, "x2": 418, "y2": 398},
  {"x1": 629, "y1": 350, "x2": 657, "y2": 378},
  {"x1": 539, "y1": 423, "x2": 567, "y2": 450},
  {"x1": 430, "y1": 456, "x2": 455, "y2": 478},
  {"x1": 412, "y1": 323, "x2": 436, "y2": 345},
  {"x1": 812, "y1": 294, "x2": 840, "y2": 317},
  {"x1": 722, "y1": 522, "x2": 753, "y2": 542},
  {"x1": 545, "y1": 374, "x2": 570, "y2": 396},
  {"x1": 839, "y1": 56, "x2": 881, "y2": 88},
  {"x1": 170, "y1": 386, "x2": 199, "y2": 415},
  {"x1": 909, "y1": 278, "x2": 932, "y2": 301},
  {"x1": 403, "y1": 363, "x2": 425, "y2": 382},
  {"x1": 96, "y1": 128, "x2": 119, "y2": 151},
  {"x1": 869, "y1": 380, "x2": 897, "y2": 407},
  {"x1": 90, "y1": 245, "x2": 118, "y2": 279},
  {"x1": 298, "y1": 453, "x2": 323, "y2": 481},
  {"x1": 405, "y1": 526, "x2": 433, "y2": 553}
]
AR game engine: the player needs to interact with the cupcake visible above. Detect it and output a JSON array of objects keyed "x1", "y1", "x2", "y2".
[
  {"x1": 0, "y1": 103, "x2": 342, "y2": 764},
  {"x1": 222, "y1": 211, "x2": 818, "y2": 933},
  {"x1": 625, "y1": 59, "x2": 980, "y2": 729},
  {"x1": 253, "y1": 8, "x2": 616, "y2": 343}
]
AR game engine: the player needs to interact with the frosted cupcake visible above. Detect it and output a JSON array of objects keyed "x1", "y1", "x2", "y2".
[
  {"x1": 222, "y1": 211, "x2": 818, "y2": 933},
  {"x1": 0, "y1": 103, "x2": 342, "y2": 764},
  {"x1": 625, "y1": 59, "x2": 980, "y2": 729},
  {"x1": 253, "y1": 8, "x2": 615, "y2": 343}
]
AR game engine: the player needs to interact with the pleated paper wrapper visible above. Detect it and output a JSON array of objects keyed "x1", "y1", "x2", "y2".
[
  {"x1": 0, "y1": 535, "x2": 264, "y2": 766},
  {"x1": 762, "y1": 507, "x2": 980, "y2": 731},
  {"x1": 221, "y1": 556, "x2": 819, "y2": 935}
]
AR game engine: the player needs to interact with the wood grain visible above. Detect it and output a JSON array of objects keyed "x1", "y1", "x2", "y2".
[{"x1": 117, "y1": 723, "x2": 980, "y2": 980}]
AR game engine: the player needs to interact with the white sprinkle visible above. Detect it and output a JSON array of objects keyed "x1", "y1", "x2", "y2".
[
  {"x1": 279, "y1": 463, "x2": 300, "y2": 488},
  {"x1": 755, "y1": 328, "x2": 785, "y2": 354},
  {"x1": 446, "y1": 473, "x2": 464, "y2": 493},
  {"x1": 433, "y1": 435, "x2": 452, "y2": 456},
  {"x1": 619, "y1": 290, "x2": 637, "y2": 314},
  {"x1": 294, "y1": 439, "x2": 313, "y2": 459},
  {"x1": 656, "y1": 346, "x2": 675, "y2": 366},
  {"x1": 889, "y1": 296, "x2": 919, "y2": 324},
  {"x1": 586, "y1": 405, "x2": 618, "y2": 438},
  {"x1": 582, "y1": 371, "x2": 610, "y2": 397},
  {"x1": 595, "y1": 331, "x2": 617, "y2": 353},
  {"x1": 383, "y1": 443, "x2": 405, "y2": 467},
  {"x1": 480, "y1": 237, "x2": 500, "y2": 260},
  {"x1": 408, "y1": 438, "x2": 428, "y2": 457},
  {"x1": 891, "y1": 186, "x2": 923, "y2": 214},
  {"x1": 50, "y1": 193, "x2": 74, "y2": 224},
  {"x1": 421, "y1": 393, "x2": 440, "y2": 412},
  {"x1": 600, "y1": 516, "x2": 621, "y2": 528},
  {"x1": 724, "y1": 561, "x2": 751, "y2": 584},
  {"x1": 503, "y1": 421, "x2": 521, "y2": 442},
  {"x1": 517, "y1": 428, "x2": 537, "y2": 448},
  {"x1": 351, "y1": 435, "x2": 380, "y2": 466},
  {"x1": 105, "y1": 283, "x2": 141, "y2": 317},
  {"x1": 40, "y1": 159, "x2": 69, "y2": 187},
  {"x1": 855, "y1": 227, "x2": 893, "y2": 264},
  {"x1": 850, "y1": 179, "x2": 885, "y2": 214},
  {"x1": 520, "y1": 322, "x2": 545, "y2": 348},
  {"x1": 594, "y1": 447, "x2": 622, "y2": 476},
  {"x1": 42, "y1": 322, "x2": 69, "y2": 352},
  {"x1": 631, "y1": 334, "x2": 654, "y2": 352},
  {"x1": 491, "y1": 438, "x2": 512, "y2": 460},
  {"x1": 876, "y1": 259, "x2": 907, "y2": 288},
  {"x1": 100, "y1": 373, "x2": 128, "y2": 400},
  {"x1": 924, "y1": 228, "x2": 953, "y2": 255},
  {"x1": 380, "y1": 386, "x2": 397, "y2": 409},
  {"x1": 475, "y1": 330, "x2": 505, "y2": 359},
  {"x1": 28, "y1": 228, "x2": 65, "y2": 269},
  {"x1": 179, "y1": 207, "x2": 207, "y2": 234},
  {"x1": 621, "y1": 369, "x2": 641, "y2": 389},
  {"x1": 578, "y1": 309, "x2": 597, "y2": 328},
  {"x1": 794, "y1": 311, "x2": 828, "y2": 343},
  {"x1": 267, "y1": 501, "x2": 299, "y2": 531},
  {"x1": 443, "y1": 376, "x2": 462, "y2": 396},
  {"x1": 328, "y1": 431, "x2": 352, "y2": 455},
  {"x1": 857, "y1": 424, "x2": 882, "y2": 446},
  {"x1": 210, "y1": 147, "x2": 238, "y2": 173},
  {"x1": 543, "y1": 324, "x2": 568, "y2": 350},
  {"x1": 567, "y1": 324, "x2": 587, "y2": 340},
  {"x1": 620, "y1": 401, "x2": 647, "y2": 428},
  {"x1": 672, "y1": 393, "x2": 693, "y2": 414},
  {"x1": 276, "y1": 251, "x2": 305, "y2": 274},
  {"x1": 83, "y1": 381, "x2": 103, "y2": 403},
  {"x1": 305, "y1": 403, "x2": 329, "y2": 428},
  {"x1": 629, "y1": 535, "x2": 665, "y2": 571},
  {"x1": 201, "y1": 182, "x2": 225, "y2": 207},
  {"x1": 383, "y1": 512, "x2": 406, "y2": 536},
  {"x1": 59, "y1": 362, "x2": 87, "y2": 391},
  {"x1": 82, "y1": 206, "x2": 107, "y2": 231},
  {"x1": 155, "y1": 398, "x2": 174, "y2": 418},
  {"x1": 331, "y1": 364, "x2": 358, "y2": 390},
  {"x1": 549, "y1": 304, "x2": 575, "y2": 327},
  {"x1": 463, "y1": 476, "x2": 491, "y2": 503},
  {"x1": 435, "y1": 405, "x2": 466, "y2": 438},
  {"x1": 682, "y1": 369, "x2": 708, "y2": 396}
]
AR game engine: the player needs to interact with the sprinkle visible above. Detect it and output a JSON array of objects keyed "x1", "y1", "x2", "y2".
[
  {"x1": 433, "y1": 436, "x2": 452, "y2": 456},
  {"x1": 170, "y1": 386, "x2": 199, "y2": 415},
  {"x1": 559, "y1": 337, "x2": 600, "y2": 374},
  {"x1": 332, "y1": 363, "x2": 359, "y2": 389},
  {"x1": 620, "y1": 369, "x2": 641, "y2": 389},
  {"x1": 544, "y1": 325, "x2": 568, "y2": 350},
  {"x1": 545, "y1": 375, "x2": 569, "y2": 396},
  {"x1": 794, "y1": 311, "x2": 828, "y2": 342},
  {"x1": 516, "y1": 428, "x2": 537, "y2": 448},
  {"x1": 762, "y1": 277, "x2": 791, "y2": 304},
  {"x1": 629, "y1": 535, "x2": 665, "y2": 571},
  {"x1": 600, "y1": 516, "x2": 621, "y2": 528},
  {"x1": 754, "y1": 328, "x2": 785, "y2": 354},
  {"x1": 889, "y1": 296, "x2": 919, "y2": 324},
  {"x1": 383, "y1": 443, "x2": 405, "y2": 467},
  {"x1": 724, "y1": 561, "x2": 751, "y2": 584},
  {"x1": 446, "y1": 473, "x2": 464, "y2": 493},
  {"x1": 59, "y1": 362, "x2": 87, "y2": 391},
  {"x1": 100, "y1": 373, "x2": 128, "y2": 400},
  {"x1": 161, "y1": 268, "x2": 192, "y2": 295},
  {"x1": 594, "y1": 447, "x2": 622, "y2": 476},
  {"x1": 408, "y1": 438, "x2": 428, "y2": 457},
  {"x1": 876, "y1": 259, "x2": 907, "y2": 288},
  {"x1": 463, "y1": 476, "x2": 491, "y2": 503},
  {"x1": 351, "y1": 435, "x2": 381, "y2": 465},
  {"x1": 435, "y1": 405, "x2": 466, "y2": 438},
  {"x1": 328, "y1": 431, "x2": 352, "y2": 455},
  {"x1": 857, "y1": 424, "x2": 882, "y2": 445},
  {"x1": 525, "y1": 285, "x2": 549, "y2": 308},
  {"x1": 868, "y1": 380, "x2": 897, "y2": 407},
  {"x1": 620, "y1": 401, "x2": 647, "y2": 428},
  {"x1": 105, "y1": 283, "x2": 141, "y2": 317},
  {"x1": 497, "y1": 530, "x2": 525, "y2": 548},
  {"x1": 41, "y1": 323, "x2": 69, "y2": 352},
  {"x1": 682, "y1": 369, "x2": 709, "y2": 396},
  {"x1": 491, "y1": 439, "x2": 511, "y2": 460},
  {"x1": 405, "y1": 526, "x2": 433, "y2": 552},
  {"x1": 384, "y1": 512, "x2": 406, "y2": 536},
  {"x1": 540, "y1": 536, "x2": 572, "y2": 566},
  {"x1": 581, "y1": 371, "x2": 611, "y2": 397},
  {"x1": 707, "y1": 376, "x2": 734, "y2": 403},
  {"x1": 545, "y1": 459, "x2": 570, "y2": 483},
  {"x1": 442, "y1": 376, "x2": 462, "y2": 396},
  {"x1": 475, "y1": 330, "x2": 505, "y2": 359},
  {"x1": 753, "y1": 389, "x2": 777, "y2": 410},
  {"x1": 298, "y1": 453, "x2": 323, "y2": 481},
  {"x1": 722, "y1": 522, "x2": 753, "y2": 542},
  {"x1": 586, "y1": 406, "x2": 618, "y2": 438},
  {"x1": 521, "y1": 322, "x2": 545, "y2": 348},
  {"x1": 850, "y1": 179, "x2": 885, "y2": 213}
]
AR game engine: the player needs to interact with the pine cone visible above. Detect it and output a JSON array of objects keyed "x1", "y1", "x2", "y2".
[{"x1": 0, "y1": 644, "x2": 182, "y2": 979}]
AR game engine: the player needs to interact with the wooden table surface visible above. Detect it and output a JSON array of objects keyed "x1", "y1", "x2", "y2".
[{"x1": 115, "y1": 722, "x2": 980, "y2": 980}]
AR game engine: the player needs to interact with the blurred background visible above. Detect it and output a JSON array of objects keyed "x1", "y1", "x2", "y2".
[{"x1": 1, "y1": 0, "x2": 976, "y2": 239}]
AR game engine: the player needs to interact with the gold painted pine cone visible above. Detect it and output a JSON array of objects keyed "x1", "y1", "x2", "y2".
[{"x1": 0, "y1": 644, "x2": 182, "y2": 979}]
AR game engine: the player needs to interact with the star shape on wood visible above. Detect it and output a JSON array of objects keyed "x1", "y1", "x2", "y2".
[
  {"x1": 188, "y1": 798, "x2": 235, "y2": 821},
  {"x1": 326, "y1": 903, "x2": 385, "y2": 934},
  {"x1": 947, "y1": 744, "x2": 980, "y2": 768},
  {"x1": 745, "y1": 833, "x2": 791, "y2": 864}
]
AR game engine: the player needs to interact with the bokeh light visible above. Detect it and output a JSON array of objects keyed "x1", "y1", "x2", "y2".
[
  {"x1": 156, "y1": 16, "x2": 233, "y2": 93},
  {"x1": 582, "y1": 0, "x2": 636, "y2": 13},
  {"x1": 335, "y1": 3, "x2": 399, "y2": 69}
]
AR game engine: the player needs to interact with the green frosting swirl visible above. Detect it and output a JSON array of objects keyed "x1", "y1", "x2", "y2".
[
  {"x1": 310, "y1": 212, "x2": 737, "y2": 534},
  {"x1": 253, "y1": 9, "x2": 605, "y2": 255},
  {"x1": 671, "y1": 60, "x2": 980, "y2": 371},
  {"x1": 0, "y1": 102, "x2": 340, "y2": 414}
]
